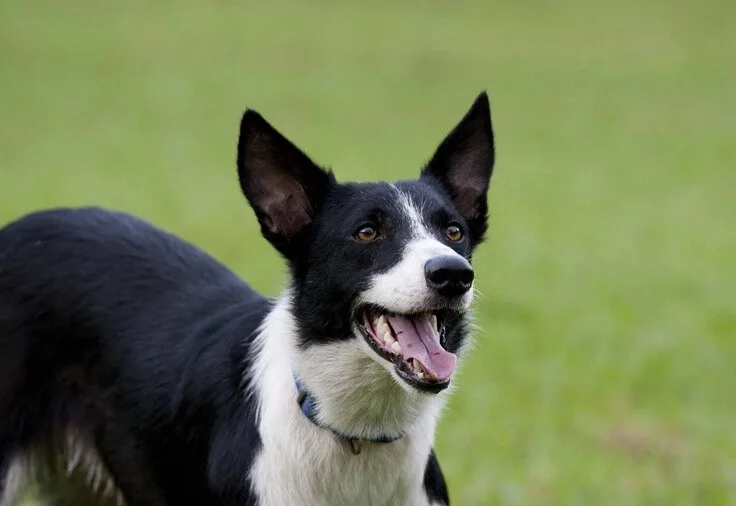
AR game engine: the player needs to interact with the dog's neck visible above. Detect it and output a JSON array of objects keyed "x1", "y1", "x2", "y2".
[
  {"x1": 297, "y1": 344, "x2": 446, "y2": 443},
  {"x1": 253, "y1": 291, "x2": 449, "y2": 445}
]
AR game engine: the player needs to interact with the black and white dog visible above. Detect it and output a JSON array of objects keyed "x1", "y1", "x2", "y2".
[{"x1": 0, "y1": 91, "x2": 495, "y2": 506}]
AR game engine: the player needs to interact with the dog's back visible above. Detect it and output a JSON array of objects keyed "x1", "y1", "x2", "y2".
[
  {"x1": 0, "y1": 207, "x2": 268, "y2": 505},
  {"x1": 1, "y1": 91, "x2": 495, "y2": 505}
]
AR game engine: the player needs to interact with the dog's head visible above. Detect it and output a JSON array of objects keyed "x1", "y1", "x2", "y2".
[{"x1": 237, "y1": 93, "x2": 494, "y2": 399}]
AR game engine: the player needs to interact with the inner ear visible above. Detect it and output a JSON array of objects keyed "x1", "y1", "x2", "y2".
[
  {"x1": 247, "y1": 172, "x2": 312, "y2": 239},
  {"x1": 442, "y1": 133, "x2": 492, "y2": 220},
  {"x1": 421, "y1": 91, "x2": 495, "y2": 223},
  {"x1": 237, "y1": 109, "x2": 333, "y2": 252}
]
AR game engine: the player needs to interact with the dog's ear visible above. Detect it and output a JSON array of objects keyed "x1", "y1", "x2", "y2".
[
  {"x1": 237, "y1": 109, "x2": 333, "y2": 256},
  {"x1": 421, "y1": 91, "x2": 495, "y2": 244}
]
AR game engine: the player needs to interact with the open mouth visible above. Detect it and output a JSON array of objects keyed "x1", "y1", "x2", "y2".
[{"x1": 359, "y1": 307, "x2": 458, "y2": 393}]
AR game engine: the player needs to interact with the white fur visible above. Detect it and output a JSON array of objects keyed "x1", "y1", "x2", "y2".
[
  {"x1": 247, "y1": 187, "x2": 474, "y2": 505},
  {"x1": 248, "y1": 294, "x2": 449, "y2": 506},
  {"x1": 0, "y1": 454, "x2": 28, "y2": 506},
  {"x1": 359, "y1": 187, "x2": 473, "y2": 314},
  {"x1": 392, "y1": 185, "x2": 432, "y2": 239},
  {"x1": 359, "y1": 238, "x2": 473, "y2": 314},
  {"x1": 0, "y1": 431, "x2": 125, "y2": 506}
]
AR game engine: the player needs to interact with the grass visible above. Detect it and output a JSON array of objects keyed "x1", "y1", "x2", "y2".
[{"x1": 1, "y1": 0, "x2": 735, "y2": 504}]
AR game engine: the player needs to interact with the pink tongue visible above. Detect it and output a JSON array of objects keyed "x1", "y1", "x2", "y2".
[{"x1": 386, "y1": 314, "x2": 457, "y2": 382}]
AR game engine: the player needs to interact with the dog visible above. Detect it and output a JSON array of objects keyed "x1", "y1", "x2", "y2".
[{"x1": 0, "y1": 91, "x2": 495, "y2": 506}]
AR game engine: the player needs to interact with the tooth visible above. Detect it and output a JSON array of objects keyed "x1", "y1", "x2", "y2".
[
  {"x1": 391, "y1": 341, "x2": 401, "y2": 354},
  {"x1": 417, "y1": 372, "x2": 426, "y2": 380},
  {"x1": 377, "y1": 319, "x2": 391, "y2": 337},
  {"x1": 412, "y1": 359, "x2": 422, "y2": 373},
  {"x1": 374, "y1": 318, "x2": 384, "y2": 332},
  {"x1": 429, "y1": 314, "x2": 438, "y2": 331},
  {"x1": 383, "y1": 330, "x2": 395, "y2": 345},
  {"x1": 376, "y1": 314, "x2": 387, "y2": 329}
]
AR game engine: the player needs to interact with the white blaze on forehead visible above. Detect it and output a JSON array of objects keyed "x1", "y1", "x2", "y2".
[
  {"x1": 360, "y1": 237, "x2": 472, "y2": 314},
  {"x1": 391, "y1": 184, "x2": 431, "y2": 240},
  {"x1": 358, "y1": 185, "x2": 473, "y2": 314}
]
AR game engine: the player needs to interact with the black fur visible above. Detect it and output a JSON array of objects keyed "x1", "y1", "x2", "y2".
[
  {"x1": 0, "y1": 91, "x2": 494, "y2": 505},
  {"x1": 421, "y1": 92, "x2": 495, "y2": 247},
  {"x1": 0, "y1": 208, "x2": 266, "y2": 505},
  {"x1": 424, "y1": 450, "x2": 450, "y2": 505},
  {"x1": 237, "y1": 100, "x2": 493, "y2": 349}
]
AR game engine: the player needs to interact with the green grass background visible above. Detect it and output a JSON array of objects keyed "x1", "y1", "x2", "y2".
[{"x1": 2, "y1": 0, "x2": 735, "y2": 504}]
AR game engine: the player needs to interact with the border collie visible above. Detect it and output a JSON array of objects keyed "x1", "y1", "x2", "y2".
[{"x1": 0, "y1": 91, "x2": 495, "y2": 506}]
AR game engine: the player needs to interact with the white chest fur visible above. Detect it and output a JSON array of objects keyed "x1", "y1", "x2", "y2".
[
  {"x1": 248, "y1": 296, "x2": 447, "y2": 506},
  {"x1": 251, "y1": 417, "x2": 434, "y2": 506}
]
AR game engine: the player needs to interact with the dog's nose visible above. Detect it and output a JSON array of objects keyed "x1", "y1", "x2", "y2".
[{"x1": 424, "y1": 256, "x2": 474, "y2": 297}]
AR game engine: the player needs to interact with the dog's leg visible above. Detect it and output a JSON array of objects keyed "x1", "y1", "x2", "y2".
[{"x1": 423, "y1": 449, "x2": 450, "y2": 506}]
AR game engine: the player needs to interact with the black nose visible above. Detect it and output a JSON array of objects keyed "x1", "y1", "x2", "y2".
[{"x1": 424, "y1": 256, "x2": 474, "y2": 297}]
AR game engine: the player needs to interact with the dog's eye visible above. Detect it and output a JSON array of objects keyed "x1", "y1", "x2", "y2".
[
  {"x1": 355, "y1": 224, "x2": 379, "y2": 242},
  {"x1": 445, "y1": 224, "x2": 463, "y2": 242}
]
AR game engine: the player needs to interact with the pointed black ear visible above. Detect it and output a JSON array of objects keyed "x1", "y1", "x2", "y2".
[
  {"x1": 421, "y1": 91, "x2": 495, "y2": 243},
  {"x1": 237, "y1": 109, "x2": 334, "y2": 256}
]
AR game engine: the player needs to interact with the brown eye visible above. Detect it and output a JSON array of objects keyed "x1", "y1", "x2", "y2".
[
  {"x1": 355, "y1": 225, "x2": 379, "y2": 242},
  {"x1": 445, "y1": 224, "x2": 463, "y2": 242}
]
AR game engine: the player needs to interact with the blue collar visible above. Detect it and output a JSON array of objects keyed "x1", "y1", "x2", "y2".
[{"x1": 293, "y1": 374, "x2": 402, "y2": 454}]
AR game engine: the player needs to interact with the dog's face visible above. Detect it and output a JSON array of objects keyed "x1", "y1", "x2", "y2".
[{"x1": 237, "y1": 93, "x2": 494, "y2": 395}]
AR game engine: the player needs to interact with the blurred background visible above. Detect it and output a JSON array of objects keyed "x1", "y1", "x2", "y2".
[{"x1": 2, "y1": 0, "x2": 734, "y2": 504}]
